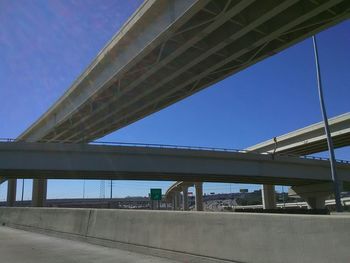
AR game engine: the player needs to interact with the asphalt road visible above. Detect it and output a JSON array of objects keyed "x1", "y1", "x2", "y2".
[{"x1": 0, "y1": 226, "x2": 178, "y2": 263}]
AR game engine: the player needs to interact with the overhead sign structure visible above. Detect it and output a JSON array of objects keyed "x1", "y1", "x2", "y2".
[{"x1": 150, "y1": 188, "x2": 162, "y2": 201}]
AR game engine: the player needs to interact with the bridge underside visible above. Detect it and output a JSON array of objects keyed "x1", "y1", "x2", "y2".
[
  {"x1": 0, "y1": 170, "x2": 326, "y2": 186},
  {"x1": 19, "y1": 0, "x2": 350, "y2": 143}
]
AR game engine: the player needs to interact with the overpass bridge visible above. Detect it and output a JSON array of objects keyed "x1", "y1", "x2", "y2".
[
  {"x1": 2, "y1": 141, "x2": 350, "y2": 209},
  {"x1": 166, "y1": 112, "x2": 350, "y2": 210},
  {"x1": 246, "y1": 112, "x2": 350, "y2": 155},
  {"x1": 2, "y1": 141, "x2": 350, "y2": 185},
  {"x1": 18, "y1": 0, "x2": 350, "y2": 143},
  {"x1": 6, "y1": 0, "x2": 350, "y2": 206},
  {"x1": 249, "y1": 112, "x2": 350, "y2": 208}
]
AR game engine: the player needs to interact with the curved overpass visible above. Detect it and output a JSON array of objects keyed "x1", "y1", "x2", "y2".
[{"x1": 18, "y1": 1, "x2": 350, "y2": 143}]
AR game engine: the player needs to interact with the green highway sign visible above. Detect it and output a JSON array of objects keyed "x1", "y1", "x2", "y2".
[{"x1": 150, "y1": 188, "x2": 162, "y2": 200}]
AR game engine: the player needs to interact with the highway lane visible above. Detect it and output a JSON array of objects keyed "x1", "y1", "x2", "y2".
[{"x1": 0, "y1": 226, "x2": 178, "y2": 263}]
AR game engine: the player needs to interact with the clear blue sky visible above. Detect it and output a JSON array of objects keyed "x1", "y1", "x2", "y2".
[{"x1": 0, "y1": 1, "x2": 349, "y2": 200}]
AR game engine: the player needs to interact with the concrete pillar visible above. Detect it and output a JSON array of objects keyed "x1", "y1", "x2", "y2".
[
  {"x1": 7, "y1": 179, "x2": 17, "y2": 207},
  {"x1": 182, "y1": 186, "x2": 189, "y2": 211},
  {"x1": 195, "y1": 182, "x2": 203, "y2": 211},
  {"x1": 32, "y1": 179, "x2": 47, "y2": 207},
  {"x1": 172, "y1": 192, "x2": 181, "y2": 210},
  {"x1": 171, "y1": 194, "x2": 176, "y2": 210},
  {"x1": 303, "y1": 196, "x2": 328, "y2": 210},
  {"x1": 176, "y1": 192, "x2": 181, "y2": 210},
  {"x1": 262, "y1": 184, "x2": 276, "y2": 209}
]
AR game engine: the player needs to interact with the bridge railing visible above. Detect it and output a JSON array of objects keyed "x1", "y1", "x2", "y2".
[{"x1": 0, "y1": 138, "x2": 349, "y2": 164}]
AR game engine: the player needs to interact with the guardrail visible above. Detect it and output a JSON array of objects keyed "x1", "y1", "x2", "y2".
[{"x1": 1, "y1": 138, "x2": 349, "y2": 164}]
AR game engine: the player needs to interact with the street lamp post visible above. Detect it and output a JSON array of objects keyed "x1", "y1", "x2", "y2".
[{"x1": 312, "y1": 35, "x2": 342, "y2": 212}]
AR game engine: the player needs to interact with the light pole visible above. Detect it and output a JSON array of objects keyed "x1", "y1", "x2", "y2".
[{"x1": 312, "y1": 35, "x2": 342, "y2": 212}]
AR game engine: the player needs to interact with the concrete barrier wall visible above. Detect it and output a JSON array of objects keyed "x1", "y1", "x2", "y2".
[
  {"x1": 0, "y1": 207, "x2": 349, "y2": 263},
  {"x1": 0, "y1": 207, "x2": 90, "y2": 236}
]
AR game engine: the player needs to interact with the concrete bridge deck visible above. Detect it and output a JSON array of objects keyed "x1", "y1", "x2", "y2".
[{"x1": 1, "y1": 141, "x2": 350, "y2": 186}]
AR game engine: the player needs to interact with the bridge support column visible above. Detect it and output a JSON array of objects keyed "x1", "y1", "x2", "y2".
[
  {"x1": 303, "y1": 195, "x2": 328, "y2": 210},
  {"x1": 262, "y1": 184, "x2": 276, "y2": 209},
  {"x1": 177, "y1": 192, "x2": 182, "y2": 210},
  {"x1": 32, "y1": 179, "x2": 47, "y2": 207},
  {"x1": 182, "y1": 186, "x2": 189, "y2": 211},
  {"x1": 289, "y1": 182, "x2": 341, "y2": 209},
  {"x1": 7, "y1": 179, "x2": 17, "y2": 207},
  {"x1": 195, "y1": 182, "x2": 203, "y2": 211},
  {"x1": 171, "y1": 193, "x2": 176, "y2": 210},
  {"x1": 172, "y1": 192, "x2": 181, "y2": 210}
]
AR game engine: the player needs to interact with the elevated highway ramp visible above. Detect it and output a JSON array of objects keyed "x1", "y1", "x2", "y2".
[
  {"x1": 19, "y1": 0, "x2": 350, "y2": 142},
  {"x1": 246, "y1": 112, "x2": 350, "y2": 155},
  {"x1": 1, "y1": 141, "x2": 350, "y2": 186}
]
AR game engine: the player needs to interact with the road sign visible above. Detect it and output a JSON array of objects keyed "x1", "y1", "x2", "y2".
[{"x1": 150, "y1": 188, "x2": 162, "y2": 200}]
